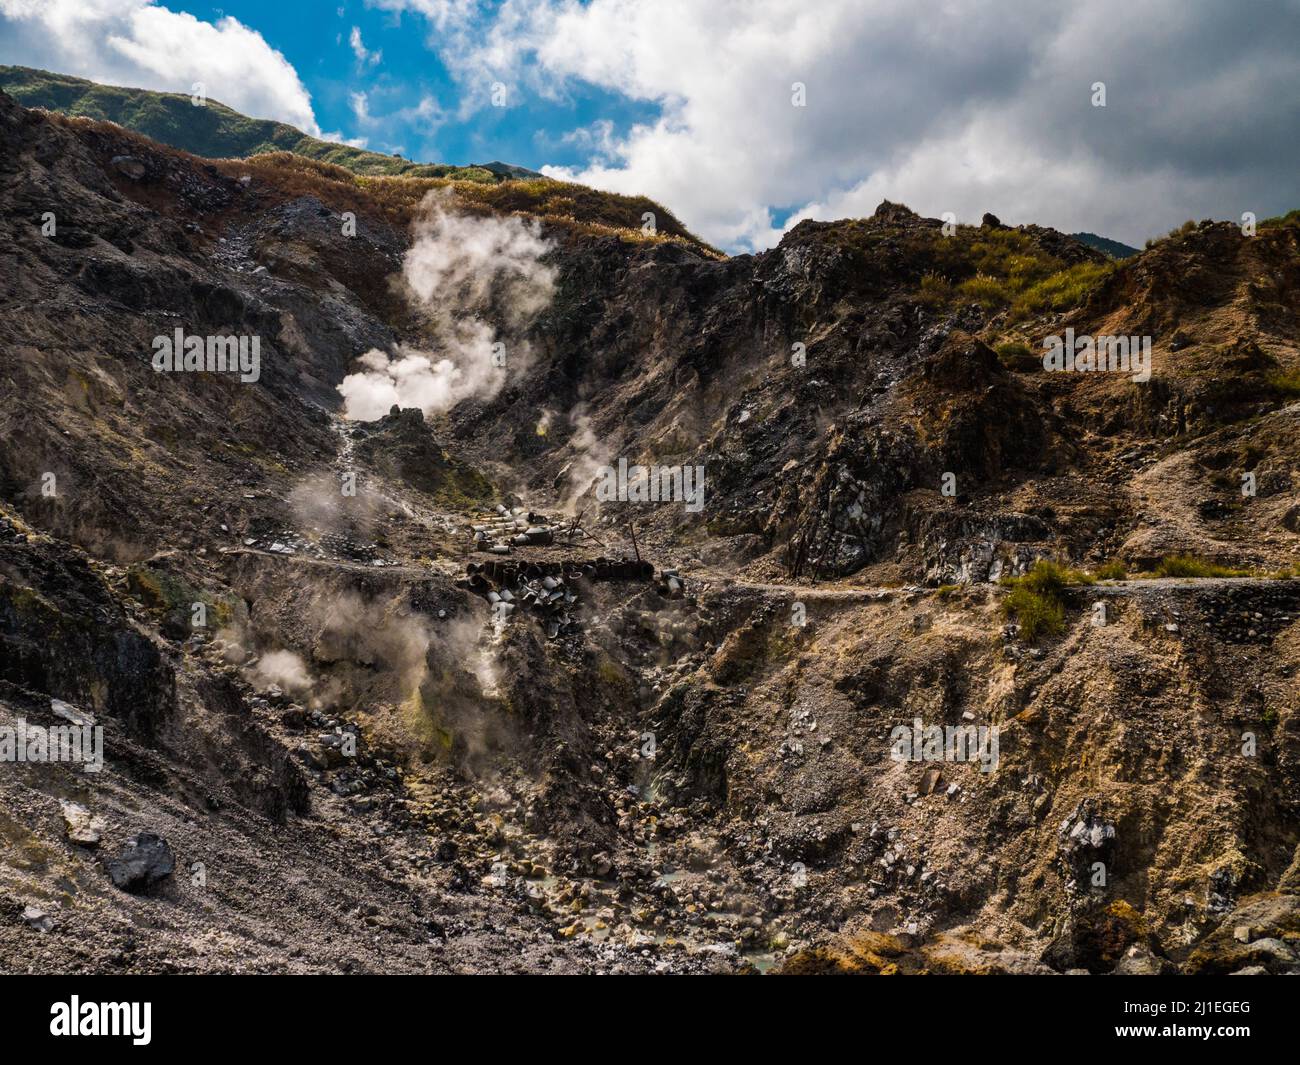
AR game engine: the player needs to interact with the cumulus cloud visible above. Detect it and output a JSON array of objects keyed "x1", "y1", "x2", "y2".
[
  {"x1": 337, "y1": 190, "x2": 556, "y2": 420},
  {"x1": 396, "y1": 0, "x2": 1300, "y2": 251},
  {"x1": 0, "y1": 0, "x2": 321, "y2": 133}
]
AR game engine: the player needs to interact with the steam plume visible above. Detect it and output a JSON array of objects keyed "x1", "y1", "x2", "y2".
[{"x1": 338, "y1": 190, "x2": 555, "y2": 420}]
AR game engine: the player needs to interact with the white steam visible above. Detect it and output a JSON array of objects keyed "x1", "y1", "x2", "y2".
[
  {"x1": 559, "y1": 405, "x2": 613, "y2": 514},
  {"x1": 249, "y1": 649, "x2": 314, "y2": 696},
  {"x1": 337, "y1": 191, "x2": 555, "y2": 420}
]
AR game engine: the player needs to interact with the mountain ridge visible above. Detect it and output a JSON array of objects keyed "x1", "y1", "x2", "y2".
[{"x1": 0, "y1": 64, "x2": 529, "y2": 183}]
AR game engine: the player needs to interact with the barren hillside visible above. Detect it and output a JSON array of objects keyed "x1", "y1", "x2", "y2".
[{"x1": 2, "y1": 88, "x2": 1299, "y2": 975}]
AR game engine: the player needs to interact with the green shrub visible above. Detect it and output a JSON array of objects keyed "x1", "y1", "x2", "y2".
[
  {"x1": 1153, "y1": 554, "x2": 1250, "y2": 578},
  {"x1": 999, "y1": 560, "x2": 1092, "y2": 641},
  {"x1": 918, "y1": 272, "x2": 953, "y2": 306},
  {"x1": 957, "y1": 272, "x2": 1013, "y2": 308},
  {"x1": 1011, "y1": 261, "x2": 1112, "y2": 318},
  {"x1": 1265, "y1": 370, "x2": 1300, "y2": 399},
  {"x1": 906, "y1": 225, "x2": 1114, "y2": 317},
  {"x1": 1093, "y1": 560, "x2": 1128, "y2": 580},
  {"x1": 1260, "y1": 209, "x2": 1300, "y2": 231},
  {"x1": 1001, "y1": 584, "x2": 1065, "y2": 641}
]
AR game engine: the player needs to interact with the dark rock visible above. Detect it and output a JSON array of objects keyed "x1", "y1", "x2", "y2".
[
  {"x1": 105, "y1": 833, "x2": 175, "y2": 893},
  {"x1": 110, "y1": 154, "x2": 146, "y2": 178}
]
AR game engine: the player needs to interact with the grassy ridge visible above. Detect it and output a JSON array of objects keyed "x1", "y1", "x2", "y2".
[
  {"x1": 219, "y1": 151, "x2": 719, "y2": 254},
  {"x1": 0, "y1": 64, "x2": 497, "y2": 182}
]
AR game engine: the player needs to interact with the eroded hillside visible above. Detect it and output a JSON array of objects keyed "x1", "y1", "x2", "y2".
[{"x1": 2, "y1": 89, "x2": 1299, "y2": 974}]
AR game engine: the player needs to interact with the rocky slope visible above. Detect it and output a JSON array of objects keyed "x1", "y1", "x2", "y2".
[{"x1": 2, "y1": 87, "x2": 1299, "y2": 974}]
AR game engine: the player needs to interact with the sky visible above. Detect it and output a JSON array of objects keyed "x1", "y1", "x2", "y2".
[{"x1": 1, "y1": 0, "x2": 1297, "y2": 253}]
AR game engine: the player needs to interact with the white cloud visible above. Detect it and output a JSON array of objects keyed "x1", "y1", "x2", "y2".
[
  {"x1": 320, "y1": 130, "x2": 370, "y2": 149},
  {"x1": 409, "y1": 0, "x2": 1300, "y2": 251},
  {"x1": 366, "y1": 0, "x2": 479, "y2": 33},
  {"x1": 349, "y1": 25, "x2": 382, "y2": 67},
  {"x1": 346, "y1": 88, "x2": 443, "y2": 141},
  {"x1": 0, "y1": 0, "x2": 321, "y2": 133}
]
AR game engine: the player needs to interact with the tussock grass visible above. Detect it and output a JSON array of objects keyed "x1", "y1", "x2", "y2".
[
  {"x1": 214, "y1": 153, "x2": 720, "y2": 254},
  {"x1": 1264, "y1": 370, "x2": 1300, "y2": 399},
  {"x1": 957, "y1": 272, "x2": 1012, "y2": 308},
  {"x1": 918, "y1": 272, "x2": 953, "y2": 306},
  {"x1": 999, "y1": 560, "x2": 1093, "y2": 642},
  {"x1": 1260, "y1": 208, "x2": 1300, "y2": 231},
  {"x1": 916, "y1": 226, "x2": 1114, "y2": 320},
  {"x1": 1010, "y1": 261, "x2": 1112, "y2": 317},
  {"x1": 1151, "y1": 554, "x2": 1251, "y2": 578}
]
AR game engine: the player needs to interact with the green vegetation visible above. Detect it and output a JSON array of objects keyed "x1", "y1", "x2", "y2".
[
  {"x1": 0, "y1": 65, "x2": 497, "y2": 181},
  {"x1": 206, "y1": 150, "x2": 715, "y2": 253},
  {"x1": 918, "y1": 272, "x2": 953, "y2": 307},
  {"x1": 1103, "y1": 555, "x2": 1300, "y2": 580},
  {"x1": 1264, "y1": 370, "x2": 1300, "y2": 399},
  {"x1": 1144, "y1": 218, "x2": 1219, "y2": 249},
  {"x1": 1071, "y1": 232, "x2": 1139, "y2": 259},
  {"x1": 1092, "y1": 560, "x2": 1128, "y2": 580},
  {"x1": 1260, "y1": 209, "x2": 1300, "y2": 231},
  {"x1": 999, "y1": 560, "x2": 1093, "y2": 642},
  {"x1": 2, "y1": 65, "x2": 719, "y2": 253},
  {"x1": 1011, "y1": 261, "x2": 1112, "y2": 317},
  {"x1": 1151, "y1": 554, "x2": 1252, "y2": 578},
  {"x1": 957, "y1": 272, "x2": 1011, "y2": 308},
  {"x1": 914, "y1": 226, "x2": 1115, "y2": 321}
]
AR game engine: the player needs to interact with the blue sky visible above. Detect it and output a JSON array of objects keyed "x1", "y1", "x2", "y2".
[
  {"x1": 2, "y1": 1, "x2": 1297, "y2": 252},
  {"x1": 172, "y1": 1, "x2": 658, "y2": 172}
]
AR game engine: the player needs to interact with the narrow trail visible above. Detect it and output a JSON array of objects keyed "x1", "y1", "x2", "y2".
[{"x1": 220, "y1": 544, "x2": 1300, "y2": 601}]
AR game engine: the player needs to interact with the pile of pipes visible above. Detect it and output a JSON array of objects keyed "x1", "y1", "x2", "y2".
[
  {"x1": 484, "y1": 575, "x2": 578, "y2": 639},
  {"x1": 471, "y1": 504, "x2": 554, "y2": 553},
  {"x1": 657, "y1": 568, "x2": 685, "y2": 598}
]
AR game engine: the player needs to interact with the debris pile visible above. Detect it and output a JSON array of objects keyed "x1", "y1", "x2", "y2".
[
  {"x1": 471, "y1": 505, "x2": 554, "y2": 553},
  {"x1": 459, "y1": 556, "x2": 658, "y2": 639}
]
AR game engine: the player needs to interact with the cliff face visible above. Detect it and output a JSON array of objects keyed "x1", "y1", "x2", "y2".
[{"x1": 2, "y1": 88, "x2": 1299, "y2": 974}]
